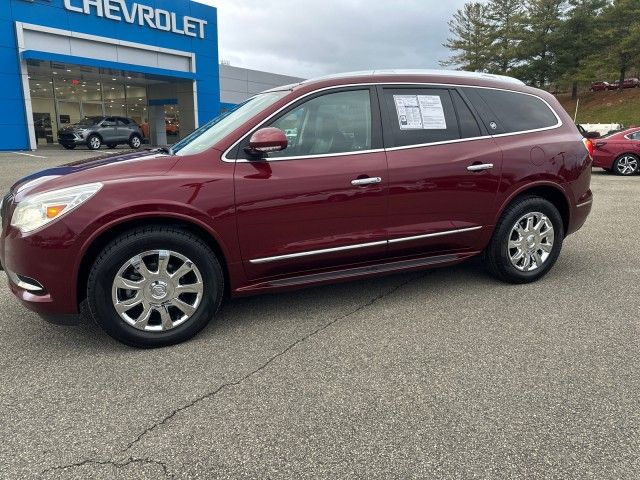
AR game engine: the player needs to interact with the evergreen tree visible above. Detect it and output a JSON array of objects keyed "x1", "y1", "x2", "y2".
[
  {"x1": 517, "y1": 0, "x2": 566, "y2": 88},
  {"x1": 593, "y1": 0, "x2": 640, "y2": 90},
  {"x1": 486, "y1": 0, "x2": 525, "y2": 74},
  {"x1": 440, "y1": 2, "x2": 494, "y2": 71},
  {"x1": 556, "y1": 0, "x2": 608, "y2": 99}
]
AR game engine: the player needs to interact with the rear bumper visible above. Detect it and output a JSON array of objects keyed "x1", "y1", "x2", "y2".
[{"x1": 568, "y1": 190, "x2": 593, "y2": 235}]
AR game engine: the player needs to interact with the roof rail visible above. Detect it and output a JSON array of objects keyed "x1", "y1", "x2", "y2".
[{"x1": 304, "y1": 69, "x2": 525, "y2": 86}]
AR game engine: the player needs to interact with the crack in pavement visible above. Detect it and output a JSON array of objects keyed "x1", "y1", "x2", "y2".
[
  {"x1": 40, "y1": 457, "x2": 170, "y2": 478},
  {"x1": 39, "y1": 273, "x2": 424, "y2": 477}
]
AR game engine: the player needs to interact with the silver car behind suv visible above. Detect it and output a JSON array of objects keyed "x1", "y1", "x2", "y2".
[{"x1": 58, "y1": 116, "x2": 144, "y2": 150}]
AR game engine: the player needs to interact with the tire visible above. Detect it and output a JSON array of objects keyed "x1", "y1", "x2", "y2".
[
  {"x1": 129, "y1": 134, "x2": 142, "y2": 149},
  {"x1": 107, "y1": 143, "x2": 117, "y2": 149},
  {"x1": 87, "y1": 134, "x2": 102, "y2": 150},
  {"x1": 613, "y1": 154, "x2": 639, "y2": 176},
  {"x1": 62, "y1": 144, "x2": 76, "y2": 150},
  {"x1": 483, "y1": 196, "x2": 564, "y2": 284},
  {"x1": 86, "y1": 227, "x2": 224, "y2": 348}
]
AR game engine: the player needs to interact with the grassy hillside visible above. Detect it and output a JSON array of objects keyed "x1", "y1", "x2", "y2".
[{"x1": 556, "y1": 89, "x2": 640, "y2": 126}]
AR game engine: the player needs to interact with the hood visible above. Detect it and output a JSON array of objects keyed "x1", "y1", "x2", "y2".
[{"x1": 11, "y1": 149, "x2": 180, "y2": 199}]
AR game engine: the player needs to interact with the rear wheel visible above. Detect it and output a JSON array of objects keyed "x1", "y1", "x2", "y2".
[
  {"x1": 483, "y1": 196, "x2": 564, "y2": 284},
  {"x1": 87, "y1": 227, "x2": 224, "y2": 348},
  {"x1": 613, "y1": 154, "x2": 639, "y2": 176},
  {"x1": 87, "y1": 134, "x2": 102, "y2": 150}
]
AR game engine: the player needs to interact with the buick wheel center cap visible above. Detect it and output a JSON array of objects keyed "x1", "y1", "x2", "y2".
[
  {"x1": 526, "y1": 235, "x2": 536, "y2": 249},
  {"x1": 150, "y1": 282, "x2": 168, "y2": 300}
]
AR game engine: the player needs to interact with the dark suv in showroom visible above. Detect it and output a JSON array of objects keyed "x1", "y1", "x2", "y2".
[
  {"x1": 1, "y1": 70, "x2": 593, "y2": 348},
  {"x1": 58, "y1": 116, "x2": 144, "y2": 150}
]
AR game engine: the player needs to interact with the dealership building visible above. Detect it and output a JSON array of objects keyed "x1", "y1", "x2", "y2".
[{"x1": 1, "y1": 0, "x2": 301, "y2": 151}]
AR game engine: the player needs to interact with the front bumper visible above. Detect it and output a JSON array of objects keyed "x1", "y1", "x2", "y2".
[
  {"x1": 58, "y1": 131, "x2": 87, "y2": 145},
  {"x1": 1, "y1": 219, "x2": 82, "y2": 319}
]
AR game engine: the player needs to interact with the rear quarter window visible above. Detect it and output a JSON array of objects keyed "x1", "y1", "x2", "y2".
[{"x1": 463, "y1": 88, "x2": 559, "y2": 134}]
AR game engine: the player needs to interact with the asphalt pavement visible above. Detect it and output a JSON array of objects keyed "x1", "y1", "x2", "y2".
[{"x1": 0, "y1": 149, "x2": 638, "y2": 479}]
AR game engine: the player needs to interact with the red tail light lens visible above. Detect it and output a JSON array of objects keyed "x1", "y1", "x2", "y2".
[{"x1": 583, "y1": 138, "x2": 594, "y2": 158}]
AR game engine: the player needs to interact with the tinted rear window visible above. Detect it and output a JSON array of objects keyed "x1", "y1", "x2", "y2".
[{"x1": 466, "y1": 88, "x2": 559, "y2": 134}]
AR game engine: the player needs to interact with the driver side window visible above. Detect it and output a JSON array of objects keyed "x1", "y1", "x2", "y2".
[{"x1": 266, "y1": 89, "x2": 372, "y2": 159}]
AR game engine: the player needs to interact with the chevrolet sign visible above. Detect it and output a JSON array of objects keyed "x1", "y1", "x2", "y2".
[{"x1": 63, "y1": 0, "x2": 208, "y2": 39}]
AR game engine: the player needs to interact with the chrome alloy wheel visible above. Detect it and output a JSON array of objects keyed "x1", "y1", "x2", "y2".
[
  {"x1": 616, "y1": 155, "x2": 638, "y2": 175},
  {"x1": 111, "y1": 250, "x2": 204, "y2": 332},
  {"x1": 89, "y1": 136, "x2": 101, "y2": 149},
  {"x1": 507, "y1": 212, "x2": 555, "y2": 272},
  {"x1": 131, "y1": 136, "x2": 141, "y2": 148}
]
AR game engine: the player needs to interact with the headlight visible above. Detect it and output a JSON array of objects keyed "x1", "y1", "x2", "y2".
[{"x1": 11, "y1": 183, "x2": 103, "y2": 234}]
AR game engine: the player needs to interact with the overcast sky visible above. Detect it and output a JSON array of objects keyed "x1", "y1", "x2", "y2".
[{"x1": 193, "y1": 0, "x2": 468, "y2": 79}]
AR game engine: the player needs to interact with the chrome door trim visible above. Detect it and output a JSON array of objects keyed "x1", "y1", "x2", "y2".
[
  {"x1": 388, "y1": 226, "x2": 483, "y2": 244},
  {"x1": 249, "y1": 226, "x2": 483, "y2": 264},
  {"x1": 467, "y1": 163, "x2": 494, "y2": 172},
  {"x1": 249, "y1": 240, "x2": 388, "y2": 264},
  {"x1": 222, "y1": 82, "x2": 563, "y2": 163}
]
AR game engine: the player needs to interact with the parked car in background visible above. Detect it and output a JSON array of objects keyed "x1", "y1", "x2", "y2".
[
  {"x1": 166, "y1": 119, "x2": 180, "y2": 136},
  {"x1": 590, "y1": 81, "x2": 610, "y2": 92},
  {"x1": 608, "y1": 78, "x2": 640, "y2": 90},
  {"x1": 1, "y1": 70, "x2": 593, "y2": 347},
  {"x1": 58, "y1": 116, "x2": 144, "y2": 150},
  {"x1": 592, "y1": 127, "x2": 640, "y2": 175}
]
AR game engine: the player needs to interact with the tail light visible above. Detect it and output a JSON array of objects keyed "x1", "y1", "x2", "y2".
[{"x1": 583, "y1": 138, "x2": 594, "y2": 158}]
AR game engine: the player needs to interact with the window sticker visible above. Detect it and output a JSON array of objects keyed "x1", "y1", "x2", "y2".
[{"x1": 393, "y1": 95, "x2": 447, "y2": 130}]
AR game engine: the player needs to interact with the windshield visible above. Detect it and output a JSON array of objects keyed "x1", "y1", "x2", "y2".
[
  {"x1": 172, "y1": 91, "x2": 290, "y2": 156},
  {"x1": 76, "y1": 116, "x2": 102, "y2": 126}
]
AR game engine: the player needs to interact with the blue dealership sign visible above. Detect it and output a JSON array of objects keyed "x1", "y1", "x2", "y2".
[{"x1": 2, "y1": 0, "x2": 220, "y2": 151}]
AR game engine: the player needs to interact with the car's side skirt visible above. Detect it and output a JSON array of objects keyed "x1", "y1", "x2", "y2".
[{"x1": 233, "y1": 251, "x2": 479, "y2": 296}]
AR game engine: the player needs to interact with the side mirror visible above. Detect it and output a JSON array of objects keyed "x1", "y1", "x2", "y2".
[{"x1": 245, "y1": 127, "x2": 288, "y2": 157}]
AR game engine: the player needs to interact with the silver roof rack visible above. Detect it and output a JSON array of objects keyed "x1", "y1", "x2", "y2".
[{"x1": 304, "y1": 69, "x2": 525, "y2": 86}]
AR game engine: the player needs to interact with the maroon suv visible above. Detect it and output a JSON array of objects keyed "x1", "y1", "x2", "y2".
[{"x1": 0, "y1": 71, "x2": 593, "y2": 347}]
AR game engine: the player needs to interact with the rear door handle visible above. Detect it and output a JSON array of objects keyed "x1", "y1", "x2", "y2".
[
  {"x1": 467, "y1": 163, "x2": 494, "y2": 172},
  {"x1": 351, "y1": 177, "x2": 382, "y2": 186}
]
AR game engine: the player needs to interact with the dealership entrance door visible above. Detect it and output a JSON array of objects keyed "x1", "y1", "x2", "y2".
[{"x1": 26, "y1": 59, "x2": 196, "y2": 148}]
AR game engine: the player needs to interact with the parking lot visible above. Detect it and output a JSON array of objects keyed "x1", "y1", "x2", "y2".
[{"x1": 0, "y1": 150, "x2": 639, "y2": 479}]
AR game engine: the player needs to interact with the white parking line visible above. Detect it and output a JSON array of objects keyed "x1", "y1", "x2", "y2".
[{"x1": 10, "y1": 152, "x2": 48, "y2": 159}]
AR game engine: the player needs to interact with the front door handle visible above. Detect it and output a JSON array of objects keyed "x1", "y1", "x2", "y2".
[
  {"x1": 351, "y1": 177, "x2": 382, "y2": 186},
  {"x1": 467, "y1": 163, "x2": 494, "y2": 172}
]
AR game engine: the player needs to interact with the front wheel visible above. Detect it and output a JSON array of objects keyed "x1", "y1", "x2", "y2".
[
  {"x1": 613, "y1": 154, "x2": 639, "y2": 176},
  {"x1": 87, "y1": 227, "x2": 224, "y2": 348},
  {"x1": 87, "y1": 134, "x2": 102, "y2": 150},
  {"x1": 483, "y1": 196, "x2": 564, "y2": 284},
  {"x1": 129, "y1": 134, "x2": 142, "y2": 149}
]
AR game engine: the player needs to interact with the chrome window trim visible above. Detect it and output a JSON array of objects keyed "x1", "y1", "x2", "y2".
[
  {"x1": 222, "y1": 82, "x2": 563, "y2": 163},
  {"x1": 249, "y1": 226, "x2": 483, "y2": 264}
]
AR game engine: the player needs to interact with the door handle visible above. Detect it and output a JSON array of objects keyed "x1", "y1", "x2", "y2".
[
  {"x1": 351, "y1": 177, "x2": 382, "y2": 186},
  {"x1": 467, "y1": 163, "x2": 494, "y2": 172}
]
